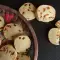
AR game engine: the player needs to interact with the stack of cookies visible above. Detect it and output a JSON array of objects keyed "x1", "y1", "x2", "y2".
[{"x1": 0, "y1": 7, "x2": 31, "y2": 60}]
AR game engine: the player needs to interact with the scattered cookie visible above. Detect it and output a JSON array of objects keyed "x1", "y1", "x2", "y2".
[
  {"x1": 0, "y1": 45, "x2": 17, "y2": 60},
  {"x1": 55, "y1": 20, "x2": 60, "y2": 28},
  {"x1": 0, "y1": 51, "x2": 12, "y2": 60},
  {"x1": 3, "y1": 23, "x2": 23, "y2": 40},
  {"x1": 19, "y1": 2, "x2": 36, "y2": 20},
  {"x1": 14, "y1": 35, "x2": 31, "y2": 53},
  {"x1": 36, "y1": 5, "x2": 56, "y2": 22},
  {"x1": 48, "y1": 28, "x2": 60, "y2": 45},
  {"x1": 0, "y1": 16, "x2": 4, "y2": 31},
  {"x1": 21, "y1": 11, "x2": 35, "y2": 20}
]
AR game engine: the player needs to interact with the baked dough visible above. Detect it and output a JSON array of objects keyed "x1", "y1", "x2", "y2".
[
  {"x1": 16, "y1": 53, "x2": 30, "y2": 60},
  {"x1": 0, "y1": 45, "x2": 17, "y2": 60},
  {"x1": 36, "y1": 5, "x2": 56, "y2": 22},
  {"x1": 19, "y1": 2, "x2": 36, "y2": 20},
  {"x1": 14, "y1": 35, "x2": 31, "y2": 52},
  {"x1": 3, "y1": 23, "x2": 23, "y2": 40},
  {"x1": 0, "y1": 16, "x2": 4, "y2": 31},
  {"x1": 48, "y1": 28, "x2": 60, "y2": 45},
  {"x1": 55, "y1": 20, "x2": 60, "y2": 28}
]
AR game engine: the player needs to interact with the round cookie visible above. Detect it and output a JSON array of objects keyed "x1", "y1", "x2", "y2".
[
  {"x1": 14, "y1": 35, "x2": 31, "y2": 53},
  {"x1": 3, "y1": 23, "x2": 23, "y2": 40},
  {"x1": 36, "y1": 5, "x2": 56, "y2": 22},
  {"x1": 16, "y1": 54, "x2": 30, "y2": 60},
  {"x1": 48, "y1": 28, "x2": 60, "y2": 45},
  {"x1": 19, "y1": 2, "x2": 36, "y2": 20},
  {"x1": 0, "y1": 45, "x2": 17, "y2": 60},
  {"x1": 55, "y1": 20, "x2": 60, "y2": 28},
  {"x1": 0, "y1": 51, "x2": 12, "y2": 60},
  {"x1": 0, "y1": 16, "x2": 4, "y2": 31}
]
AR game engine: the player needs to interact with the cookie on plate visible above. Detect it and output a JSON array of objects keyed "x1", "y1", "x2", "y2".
[
  {"x1": 0, "y1": 51, "x2": 12, "y2": 60},
  {"x1": 0, "y1": 16, "x2": 5, "y2": 31},
  {"x1": 36, "y1": 5, "x2": 56, "y2": 22},
  {"x1": 19, "y1": 2, "x2": 36, "y2": 21},
  {"x1": 16, "y1": 53, "x2": 30, "y2": 60},
  {"x1": 3, "y1": 23, "x2": 23, "y2": 40},
  {"x1": 55, "y1": 20, "x2": 60, "y2": 28},
  {"x1": 0, "y1": 45, "x2": 17, "y2": 60},
  {"x1": 14, "y1": 35, "x2": 31, "y2": 53},
  {"x1": 20, "y1": 11, "x2": 35, "y2": 20},
  {"x1": 48, "y1": 28, "x2": 60, "y2": 45}
]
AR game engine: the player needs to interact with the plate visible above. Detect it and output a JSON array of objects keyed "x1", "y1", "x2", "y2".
[{"x1": 0, "y1": 5, "x2": 38, "y2": 60}]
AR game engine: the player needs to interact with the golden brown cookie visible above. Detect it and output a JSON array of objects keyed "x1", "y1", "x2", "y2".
[
  {"x1": 19, "y1": 2, "x2": 36, "y2": 21},
  {"x1": 36, "y1": 5, "x2": 56, "y2": 22},
  {"x1": 14, "y1": 35, "x2": 31, "y2": 53},
  {"x1": 3, "y1": 23, "x2": 23, "y2": 40},
  {"x1": 48, "y1": 28, "x2": 60, "y2": 45}
]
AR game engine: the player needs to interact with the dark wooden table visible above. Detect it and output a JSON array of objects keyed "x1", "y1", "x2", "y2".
[{"x1": 0, "y1": 0, "x2": 60, "y2": 60}]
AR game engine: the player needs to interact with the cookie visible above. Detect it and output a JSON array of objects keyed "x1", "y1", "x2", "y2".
[
  {"x1": 0, "y1": 32, "x2": 5, "y2": 45},
  {"x1": 14, "y1": 35, "x2": 31, "y2": 52},
  {"x1": 21, "y1": 11, "x2": 35, "y2": 20},
  {"x1": 0, "y1": 16, "x2": 4, "y2": 31},
  {"x1": 16, "y1": 53, "x2": 30, "y2": 60},
  {"x1": 55, "y1": 20, "x2": 60, "y2": 28},
  {"x1": 48, "y1": 28, "x2": 60, "y2": 45},
  {"x1": 3, "y1": 23, "x2": 23, "y2": 40},
  {"x1": 0, "y1": 45, "x2": 17, "y2": 60},
  {"x1": 19, "y1": 2, "x2": 36, "y2": 20},
  {"x1": 0, "y1": 51, "x2": 12, "y2": 60},
  {"x1": 36, "y1": 5, "x2": 56, "y2": 22}
]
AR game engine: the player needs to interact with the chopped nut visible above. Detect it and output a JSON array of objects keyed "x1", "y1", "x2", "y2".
[
  {"x1": 22, "y1": 37, "x2": 25, "y2": 40},
  {"x1": 47, "y1": 7, "x2": 50, "y2": 9},
  {"x1": 43, "y1": 8, "x2": 46, "y2": 12},
  {"x1": 19, "y1": 37, "x2": 21, "y2": 39},
  {"x1": 24, "y1": 4, "x2": 27, "y2": 6}
]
